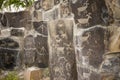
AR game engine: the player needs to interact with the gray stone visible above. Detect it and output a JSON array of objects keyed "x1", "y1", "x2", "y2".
[
  {"x1": 33, "y1": 21, "x2": 48, "y2": 35},
  {"x1": 24, "y1": 35, "x2": 35, "y2": 49},
  {"x1": 100, "y1": 52, "x2": 120, "y2": 80},
  {"x1": 75, "y1": 26, "x2": 106, "y2": 80},
  {"x1": 0, "y1": 38, "x2": 19, "y2": 49},
  {"x1": 0, "y1": 49, "x2": 18, "y2": 69},
  {"x1": 3, "y1": 11, "x2": 32, "y2": 28},
  {"x1": 11, "y1": 29, "x2": 24, "y2": 37},
  {"x1": 34, "y1": 35, "x2": 48, "y2": 67},
  {"x1": 70, "y1": 0, "x2": 106, "y2": 26}
]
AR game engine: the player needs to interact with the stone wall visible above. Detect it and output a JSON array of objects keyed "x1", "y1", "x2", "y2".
[{"x1": 0, "y1": 0, "x2": 120, "y2": 80}]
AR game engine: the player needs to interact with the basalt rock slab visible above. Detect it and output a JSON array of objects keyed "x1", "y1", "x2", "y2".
[
  {"x1": 35, "y1": 35, "x2": 48, "y2": 53},
  {"x1": 34, "y1": 35, "x2": 48, "y2": 67},
  {"x1": 11, "y1": 29, "x2": 24, "y2": 37},
  {"x1": 70, "y1": 0, "x2": 106, "y2": 26},
  {"x1": 0, "y1": 38, "x2": 19, "y2": 49},
  {"x1": 33, "y1": 21, "x2": 48, "y2": 35},
  {"x1": 75, "y1": 26, "x2": 107, "y2": 80},
  {"x1": 105, "y1": 0, "x2": 120, "y2": 21},
  {"x1": 42, "y1": 0, "x2": 54, "y2": 11},
  {"x1": 2, "y1": 11, "x2": 32, "y2": 28},
  {"x1": 0, "y1": 49, "x2": 18, "y2": 69},
  {"x1": 48, "y1": 19, "x2": 77, "y2": 80}
]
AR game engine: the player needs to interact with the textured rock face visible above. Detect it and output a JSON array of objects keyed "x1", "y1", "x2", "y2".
[
  {"x1": 0, "y1": 38, "x2": 19, "y2": 69},
  {"x1": 34, "y1": 35, "x2": 48, "y2": 67},
  {"x1": 11, "y1": 29, "x2": 24, "y2": 37},
  {"x1": 70, "y1": 0, "x2": 106, "y2": 26},
  {"x1": 0, "y1": 0, "x2": 120, "y2": 80},
  {"x1": 2, "y1": 11, "x2": 32, "y2": 28},
  {"x1": 73, "y1": 0, "x2": 120, "y2": 80},
  {"x1": 100, "y1": 52, "x2": 120, "y2": 80},
  {"x1": 48, "y1": 19, "x2": 77, "y2": 80},
  {"x1": 0, "y1": 10, "x2": 49, "y2": 69},
  {"x1": 75, "y1": 26, "x2": 106, "y2": 80}
]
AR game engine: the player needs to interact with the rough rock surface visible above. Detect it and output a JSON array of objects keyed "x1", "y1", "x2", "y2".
[
  {"x1": 48, "y1": 19, "x2": 77, "y2": 80},
  {"x1": 0, "y1": 0, "x2": 120, "y2": 80}
]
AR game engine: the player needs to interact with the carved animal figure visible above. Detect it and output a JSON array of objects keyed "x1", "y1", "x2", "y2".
[
  {"x1": 77, "y1": 13, "x2": 91, "y2": 25},
  {"x1": 77, "y1": 3, "x2": 89, "y2": 15}
]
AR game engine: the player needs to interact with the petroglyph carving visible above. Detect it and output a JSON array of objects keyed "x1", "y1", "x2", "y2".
[
  {"x1": 77, "y1": 3, "x2": 89, "y2": 14},
  {"x1": 77, "y1": 13, "x2": 92, "y2": 25}
]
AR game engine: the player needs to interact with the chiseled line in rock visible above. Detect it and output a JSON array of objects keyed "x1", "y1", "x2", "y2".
[
  {"x1": 36, "y1": 32, "x2": 48, "y2": 37},
  {"x1": 36, "y1": 49, "x2": 49, "y2": 55},
  {"x1": 76, "y1": 47, "x2": 100, "y2": 73},
  {"x1": 0, "y1": 47, "x2": 20, "y2": 50}
]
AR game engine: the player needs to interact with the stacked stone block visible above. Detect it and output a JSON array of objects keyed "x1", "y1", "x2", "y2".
[{"x1": 0, "y1": 0, "x2": 120, "y2": 80}]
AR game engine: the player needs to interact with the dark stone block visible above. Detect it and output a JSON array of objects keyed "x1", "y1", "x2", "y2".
[
  {"x1": 0, "y1": 49, "x2": 18, "y2": 69},
  {"x1": 75, "y1": 26, "x2": 107, "y2": 80},
  {"x1": 3, "y1": 11, "x2": 31, "y2": 28},
  {"x1": 0, "y1": 38, "x2": 19, "y2": 49},
  {"x1": 11, "y1": 29, "x2": 24, "y2": 37},
  {"x1": 35, "y1": 35, "x2": 48, "y2": 54},
  {"x1": 33, "y1": 21, "x2": 48, "y2": 35},
  {"x1": 35, "y1": 55, "x2": 49, "y2": 68},
  {"x1": 70, "y1": 0, "x2": 106, "y2": 26},
  {"x1": 81, "y1": 27, "x2": 106, "y2": 68}
]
